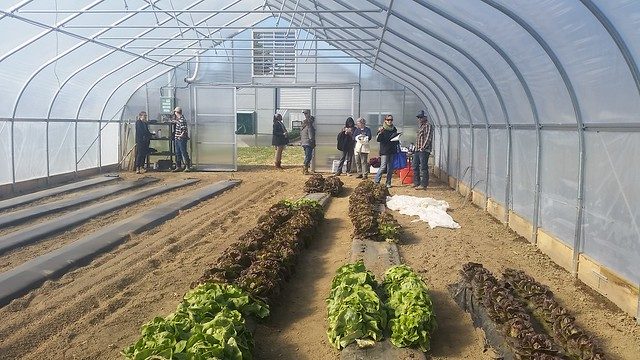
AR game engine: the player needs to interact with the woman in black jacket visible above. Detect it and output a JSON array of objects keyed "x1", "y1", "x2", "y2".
[
  {"x1": 374, "y1": 114, "x2": 398, "y2": 188},
  {"x1": 272, "y1": 113, "x2": 288, "y2": 169},
  {"x1": 134, "y1": 111, "x2": 152, "y2": 174},
  {"x1": 334, "y1": 117, "x2": 356, "y2": 175}
]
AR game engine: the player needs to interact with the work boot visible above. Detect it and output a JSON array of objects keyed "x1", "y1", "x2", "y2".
[{"x1": 303, "y1": 165, "x2": 309, "y2": 175}]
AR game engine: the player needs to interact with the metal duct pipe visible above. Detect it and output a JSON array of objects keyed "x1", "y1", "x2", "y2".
[{"x1": 184, "y1": 53, "x2": 201, "y2": 83}]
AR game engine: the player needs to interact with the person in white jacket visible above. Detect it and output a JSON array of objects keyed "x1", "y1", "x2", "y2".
[{"x1": 352, "y1": 117, "x2": 372, "y2": 179}]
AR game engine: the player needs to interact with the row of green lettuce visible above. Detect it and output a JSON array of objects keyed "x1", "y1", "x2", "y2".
[
  {"x1": 123, "y1": 198, "x2": 324, "y2": 360},
  {"x1": 327, "y1": 261, "x2": 437, "y2": 352}
]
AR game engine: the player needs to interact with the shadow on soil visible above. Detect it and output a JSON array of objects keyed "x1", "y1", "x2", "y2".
[
  {"x1": 253, "y1": 212, "x2": 344, "y2": 359},
  {"x1": 428, "y1": 288, "x2": 481, "y2": 358}
]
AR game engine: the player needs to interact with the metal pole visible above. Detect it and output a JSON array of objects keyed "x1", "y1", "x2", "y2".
[
  {"x1": 62, "y1": 25, "x2": 380, "y2": 30},
  {"x1": 20, "y1": 9, "x2": 383, "y2": 14},
  {"x1": 479, "y1": 0, "x2": 585, "y2": 275},
  {"x1": 98, "y1": 37, "x2": 379, "y2": 41},
  {"x1": 372, "y1": 0, "x2": 393, "y2": 69}
]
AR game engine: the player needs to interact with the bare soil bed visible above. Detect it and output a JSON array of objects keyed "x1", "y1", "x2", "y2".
[{"x1": 0, "y1": 165, "x2": 637, "y2": 359}]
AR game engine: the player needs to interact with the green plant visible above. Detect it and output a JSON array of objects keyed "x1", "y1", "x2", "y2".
[
  {"x1": 382, "y1": 265, "x2": 436, "y2": 352},
  {"x1": 123, "y1": 283, "x2": 269, "y2": 360},
  {"x1": 326, "y1": 261, "x2": 387, "y2": 349}
]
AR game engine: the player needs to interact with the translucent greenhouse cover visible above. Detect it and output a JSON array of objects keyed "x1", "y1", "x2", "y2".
[{"x1": 0, "y1": 0, "x2": 638, "y2": 295}]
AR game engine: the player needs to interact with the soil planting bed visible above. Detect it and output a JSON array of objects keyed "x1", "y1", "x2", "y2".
[{"x1": 0, "y1": 165, "x2": 637, "y2": 359}]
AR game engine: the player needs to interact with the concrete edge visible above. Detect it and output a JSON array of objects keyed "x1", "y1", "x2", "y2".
[{"x1": 433, "y1": 167, "x2": 640, "y2": 320}]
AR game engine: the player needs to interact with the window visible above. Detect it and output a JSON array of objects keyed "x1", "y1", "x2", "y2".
[{"x1": 252, "y1": 30, "x2": 296, "y2": 77}]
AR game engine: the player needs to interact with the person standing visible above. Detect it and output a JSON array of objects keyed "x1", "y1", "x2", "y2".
[
  {"x1": 334, "y1": 117, "x2": 356, "y2": 176},
  {"x1": 300, "y1": 109, "x2": 316, "y2": 175},
  {"x1": 374, "y1": 114, "x2": 398, "y2": 188},
  {"x1": 272, "y1": 113, "x2": 288, "y2": 169},
  {"x1": 353, "y1": 117, "x2": 372, "y2": 179},
  {"x1": 134, "y1": 111, "x2": 152, "y2": 174},
  {"x1": 172, "y1": 106, "x2": 193, "y2": 172},
  {"x1": 413, "y1": 110, "x2": 434, "y2": 189}
]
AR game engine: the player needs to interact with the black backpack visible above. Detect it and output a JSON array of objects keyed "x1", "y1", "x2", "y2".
[{"x1": 337, "y1": 131, "x2": 349, "y2": 151}]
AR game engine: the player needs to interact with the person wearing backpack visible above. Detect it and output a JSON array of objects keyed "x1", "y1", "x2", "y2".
[
  {"x1": 272, "y1": 113, "x2": 288, "y2": 169},
  {"x1": 334, "y1": 117, "x2": 356, "y2": 176}
]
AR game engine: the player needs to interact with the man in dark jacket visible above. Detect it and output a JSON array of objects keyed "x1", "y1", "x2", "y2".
[
  {"x1": 272, "y1": 113, "x2": 288, "y2": 169},
  {"x1": 374, "y1": 114, "x2": 398, "y2": 188},
  {"x1": 134, "y1": 111, "x2": 152, "y2": 174}
]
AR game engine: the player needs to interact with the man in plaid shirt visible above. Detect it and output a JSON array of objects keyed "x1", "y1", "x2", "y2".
[
  {"x1": 413, "y1": 110, "x2": 434, "y2": 189},
  {"x1": 172, "y1": 106, "x2": 193, "y2": 172}
]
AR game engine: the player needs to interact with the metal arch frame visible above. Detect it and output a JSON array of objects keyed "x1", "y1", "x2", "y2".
[
  {"x1": 97, "y1": 36, "x2": 380, "y2": 41},
  {"x1": 62, "y1": 24, "x2": 379, "y2": 30},
  {"x1": 0, "y1": 0, "x2": 105, "y2": 64},
  {"x1": 46, "y1": 0, "x2": 228, "y2": 120},
  {"x1": 333, "y1": 0, "x2": 512, "y2": 203},
  {"x1": 19, "y1": 9, "x2": 384, "y2": 14},
  {"x1": 579, "y1": 0, "x2": 640, "y2": 318},
  {"x1": 282, "y1": 0, "x2": 465, "y2": 183},
  {"x1": 375, "y1": 66, "x2": 453, "y2": 173},
  {"x1": 579, "y1": 0, "x2": 640, "y2": 97},
  {"x1": 375, "y1": 64, "x2": 455, "y2": 175},
  {"x1": 79, "y1": 0, "x2": 255, "y2": 170},
  {"x1": 280, "y1": 0, "x2": 469, "y2": 126},
  {"x1": 1, "y1": 0, "x2": 36, "y2": 191},
  {"x1": 97, "y1": 4, "x2": 267, "y2": 122},
  {"x1": 314, "y1": 0, "x2": 509, "y2": 200},
  {"x1": 383, "y1": 2, "x2": 505, "y2": 205},
  {"x1": 2, "y1": 0, "x2": 102, "y2": 189},
  {"x1": 270, "y1": 0, "x2": 458, "y2": 131},
  {"x1": 10, "y1": 1, "x2": 165, "y2": 182},
  {"x1": 82, "y1": 0, "x2": 255, "y2": 121},
  {"x1": 379, "y1": 33, "x2": 490, "y2": 193},
  {"x1": 479, "y1": 0, "x2": 585, "y2": 275},
  {"x1": 377, "y1": 56, "x2": 464, "y2": 181},
  {"x1": 371, "y1": 0, "x2": 393, "y2": 69},
  {"x1": 412, "y1": 0, "x2": 542, "y2": 234},
  {"x1": 274, "y1": 0, "x2": 481, "y2": 188},
  {"x1": 0, "y1": 9, "x2": 176, "y2": 69}
]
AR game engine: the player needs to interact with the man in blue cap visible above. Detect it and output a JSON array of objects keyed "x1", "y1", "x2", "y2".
[{"x1": 413, "y1": 110, "x2": 434, "y2": 190}]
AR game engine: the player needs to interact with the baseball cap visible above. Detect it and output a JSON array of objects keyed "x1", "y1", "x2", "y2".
[
  {"x1": 302, "y1": 109, "x2": 310, "y2": 114},
  {"x1": 416, "y1": 110, "x2": 426, "y2": 118}
]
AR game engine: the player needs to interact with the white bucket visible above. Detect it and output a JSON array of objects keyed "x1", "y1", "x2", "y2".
[{"x1": 331, "y1": 160, "x2": 347, "y2": 173}]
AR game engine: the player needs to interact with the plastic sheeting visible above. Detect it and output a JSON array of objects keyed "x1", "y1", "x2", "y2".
[
  {"x1": 538, "y1": 131, "x2": 579, "y2": 245},
  {"x1": 510, "y1": 130, "x2": 536, "y2": 219},
  {"x1": 487, "y1": 128, "x2": 507, "y2": 204},
  {"x1": 583, "y1": 132, "x2": 640, "y2": 284},
  {"x1": 386, "y1": 194, "x2": 460, "y2": 229}
]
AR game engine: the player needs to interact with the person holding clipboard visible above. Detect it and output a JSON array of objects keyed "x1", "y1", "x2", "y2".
[{"x1": 374, "y1": 114, "x2": 399, "y2": 188}]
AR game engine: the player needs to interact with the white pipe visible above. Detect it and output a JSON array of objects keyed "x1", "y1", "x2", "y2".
[{"x1": 184, "y1": 53, "x2": 201, "y2": 83}]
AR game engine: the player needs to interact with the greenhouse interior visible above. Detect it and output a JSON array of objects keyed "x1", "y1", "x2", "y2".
[{"x1": 0, "y1": 1, "x2": 638, "y2": 359}]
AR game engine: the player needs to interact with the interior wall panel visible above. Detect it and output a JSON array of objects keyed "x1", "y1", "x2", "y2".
[{"x1": 583, "y1": 131, "x2": 640, "y2": 284}]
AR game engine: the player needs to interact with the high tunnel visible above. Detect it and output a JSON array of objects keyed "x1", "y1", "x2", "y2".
[{"x1": 0, "y1": 1, "x2": 638, "y2": 317}]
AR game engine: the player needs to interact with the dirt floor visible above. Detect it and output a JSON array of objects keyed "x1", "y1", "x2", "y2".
[{"x1": 0, "y1": 165, "x2": 638, "y2": 360}]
